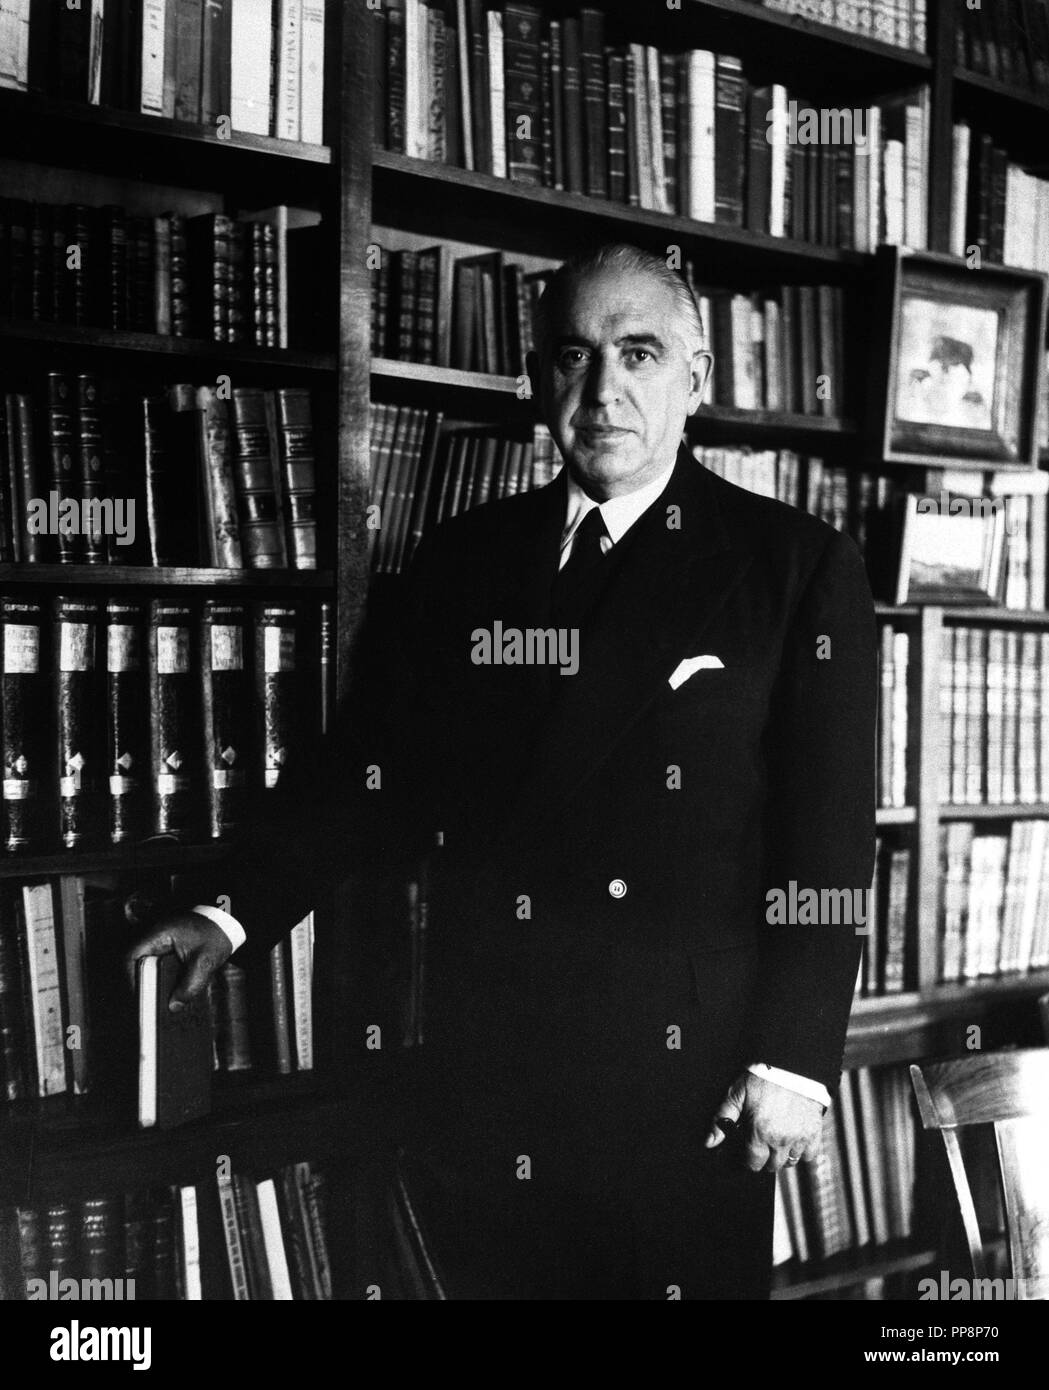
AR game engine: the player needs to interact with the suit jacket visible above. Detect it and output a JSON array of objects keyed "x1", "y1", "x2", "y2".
[{"x1": 194, "y1": 445, "x2": 877, "y2": 1191}]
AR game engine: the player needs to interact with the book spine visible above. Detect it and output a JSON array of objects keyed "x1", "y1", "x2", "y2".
[
  {"x1": 215, "y1": 1173, "x2": 251, "y2": 1299},
  {"x1": 148, "y1": 599, "x2": 198, "y2": 838},
  {"x1": 54, "y1": 596, "x2": 102, "y2": 849},
  {"x1": 299, "y1": 0, "x2": 324, "y2": 143},
  {"x1": 254, "y1": 602, "x2": 303, "y2": 791},
  {"x1": 48, "y1": 372, "x2": 77, "y2": 563},
  {"x1": 270, "y1": 939, "x2": 293, "y2": 1073},
  {"x1": 713, "y1": 55, "x2": 746, "y2": 225},
  {"x1": 230, "y1": 388, "x2": 286, "y2": 568},
  {"x1": 0, "y1": 895, "x2": 30, "y2": 1101},
  {"x1": 276, "y1": 388, "x2": 317, "y2": 570},
  {"x1": 275, "y1": 0, "x2": 302, "y2": 139},
  {"x1": 106, "y1": 599, "x2": 149, "y2": 844},
  {"x1": 75, "y1": 373, "x2": 106, "y2": 564},
  {"x1": 2, "y1": 600, "x2": 47, "y2": 851},
  {"x1": 22, "y1": 884, "x2": 66, "y2": 1095},
  {"x1": 200, "y1": 599, "x2": 251, "y2": 839},
  {"x1": 503, "y1": 2, "x2": 542, "y2": 185},
  {"x1": 561, "y1": 17, "x2": 583, "y2": 194},
  {"x1": 196, "y1": 385, "x2": 243, "y2": 567},
  {"x1": 230, "y1": 0, "x2": 273, "y2": 134},
  {"x1": 289, "y1": 913, "x2": 312, "y2": 1070},
  {"x1": 579, "y1": 7, "x2": 606, "y2": 198}
]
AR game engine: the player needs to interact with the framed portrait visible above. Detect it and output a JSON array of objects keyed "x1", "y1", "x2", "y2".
[
  {"x1": 870, "y1": 249, "x2": 1048, "y2": 469},
  {"x1": 894, "y1": 494, "x2": 1007, "y2": 605}
]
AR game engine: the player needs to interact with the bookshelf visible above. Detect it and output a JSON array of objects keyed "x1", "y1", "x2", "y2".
[{"x1": 1, "y1": 0, "x2": 1048, "y2": 1302}]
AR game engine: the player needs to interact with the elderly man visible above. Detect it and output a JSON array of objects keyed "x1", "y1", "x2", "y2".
[{"x1": 131, "y1": 243, "x2": 877, "y2": 1300}]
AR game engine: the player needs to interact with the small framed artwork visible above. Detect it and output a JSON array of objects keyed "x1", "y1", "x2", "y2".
[
  {"x1": 894, "y1": 495, "x2": 1007, "y2": 604},
  {"x1": 870, "y1": 249, "x2": 1048, "y2": 469}
]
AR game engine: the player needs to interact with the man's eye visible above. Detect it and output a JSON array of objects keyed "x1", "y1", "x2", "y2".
[
  {"x1": 627, "y1": 348, "x2": 653, "y2": 364},
  {"x1": 557, "y1": 349, "x2": 587, "y2": 370}
]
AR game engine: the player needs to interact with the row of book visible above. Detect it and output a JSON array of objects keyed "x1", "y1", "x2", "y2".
[
  {"x1": 758, "y1": 0, "x2": 927, "y2": 51},
  {"x1": 0, "y1": 1160, "x2": 333, "y2": 1300},
  {"x1": 371, "y1": 242, "x2": 550, "y2": 376},
  {"x1": 0, "y1": 594, "x2": 328, "y2": 853},
  {"x1": 693, "y1": 447, "x2": 897, "y2": 563},
  {"x1": 0, "y1": 200, "x2": 305, "y2": 346},
  {"x1": 939, "y1": 820, "x2": 1049, "y2": 982},
  {"x1": 773, "y1": 1065, "x2": 916, "y2": 1266},
  {"x1": 948, "y1": 128, "x2": 1049, "y2": 273},
  {"x1": 374, "y1": 3, "x2": 932, "y2": 249},
  {"x1": 369, "y1": 409, "x2": 560, "y2": 574},
  {"x1": 0, "y1": 875, "x2": 314, "y2": 1106},
  {"x1": 939, "y1": 626, "x2": 1049, "y2": 807},
  {"x1": 0, "y1": 377, "x2": 319, "y2": 568},
  {"x1": 860, "y1": 836, "x2": 911, "y2": 997},
  {"x1": 943, "y1": 819, "x2": 1049, "y2": 982},
  {"x1": 0, "y1": 0, "x2": 325, "y2": 143},
  {"x1": 956, "y1": 0, "x2": 1049, "y2": 92}
]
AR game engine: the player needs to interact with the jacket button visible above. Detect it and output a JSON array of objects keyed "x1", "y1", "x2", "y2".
[{"x1": 608, "y1": 879, "x2": 627, "y2": 899}]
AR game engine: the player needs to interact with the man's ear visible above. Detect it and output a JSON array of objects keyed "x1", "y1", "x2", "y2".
[
  {"x1": 687, "y1": 350, "x2": 714, "y2": 415},
  {"x1": 525, "y1": 349, "x2": 542, "y2": 404}
]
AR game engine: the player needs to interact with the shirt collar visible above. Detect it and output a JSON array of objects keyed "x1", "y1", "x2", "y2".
[{"x1": 561, "y1": 457, "x2": 677, "y2": 550}]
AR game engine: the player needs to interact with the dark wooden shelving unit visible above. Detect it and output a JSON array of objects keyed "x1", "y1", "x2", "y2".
[
  {"x1": 772, "y1": 1238, "x2": 938, "y2": 1300},
  {"x1": 0, "y1": 564, "x2": 334, "y2": 588},
  {"x1": 0, "y1": 840, "x2": 228, "y2": 880}
]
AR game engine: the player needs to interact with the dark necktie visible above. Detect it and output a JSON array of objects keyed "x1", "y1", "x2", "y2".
[{"x1": 551, "y1": 506, "x2": 611, "y2": 626}]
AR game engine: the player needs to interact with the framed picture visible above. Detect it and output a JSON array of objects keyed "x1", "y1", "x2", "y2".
[
  {"x1": 870, "y1": 249, "x2": 1048, "y2": 469},
  {"x1": 894, "y1": 494, "x2": 1007, "y2": 604}
]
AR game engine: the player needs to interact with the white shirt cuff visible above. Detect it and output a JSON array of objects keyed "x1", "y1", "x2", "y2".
[
  {"x1": 191, "y1": 904, "x2": 246, "y2": 954},
  {"x1": 748, "y1": 1063, "x2": 831, "y2": 1109}
]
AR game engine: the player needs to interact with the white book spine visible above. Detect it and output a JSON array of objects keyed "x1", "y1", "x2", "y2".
[
  {"x1": 867, "y1": 106, "x2": 881, "y2": 250},
  {"x1": 22, "y1": 883, "x2": 66, "y2": 1096},
  {"x1": 631, "y1": 44, "x2": 652, "y2": 210},
  {"x1": 903, "y1": 103, "x2": 923, "y2": 248},
  {"x1": 769, "y1": 84, "x2": 787, "y2": 237},
  {"x1": 299, "y1": 1, "x2": 324, "y2": 144},
  {"x1": 256, "y1": 1179, "x2": 295, "y2": 1298},
  {"x1": 88, "y1": 0, "x2": 105, "y2": 105},
  {"x1": 949, "y1": 122, "x2": 970, "y2": 258},
  {"x1": 404, "y1": 0, "x2": 422, "y2": 157},
  {"x1": 276, "y1": 0, "x2": 302, "y2": 141},
  {"x1": 290, "y1": 913, "x2": 314, "y2": 1071},
  {"x1": 231, "y1": 0, "x2": 274, "y2": 135},
  {"x1": 687, "y1": 51, "x2": 715, "y2": 223},
  {"x1": 457, "y1": 0, "x2": 473, "y2": 169},
  {"x1": 883, "y1": 138, "x2": 904, "y2": 245},
  {"x1": 487, "y1": 9, "x2": 505, "y2": 178},
  {"x1": 140, "y1": 0, "x2": 167, "y2": 115},
  {"x1": 137, "y1": 956, "x2": 157, "y2": 1127},
  {"x1": 179, "y1": 1186, "x2": 203, "y2": 1300}
]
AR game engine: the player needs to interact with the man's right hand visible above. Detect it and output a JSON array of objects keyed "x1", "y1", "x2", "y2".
[{"x1": 125, "y1": 912, "x2": 233, "y2": 1012}]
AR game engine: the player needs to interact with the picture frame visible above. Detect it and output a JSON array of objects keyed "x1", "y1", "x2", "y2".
[
  {"x1": 894, "y1": 494, "x2": 1008, "y2": 605},
  {"x1": 869, "y1": 248, "x2": 1048, "y2": 470}
]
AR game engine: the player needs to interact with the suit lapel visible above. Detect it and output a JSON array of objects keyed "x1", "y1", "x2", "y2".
[{"x1": 504, "y1": 448, "x2": 754, "y2": 835}]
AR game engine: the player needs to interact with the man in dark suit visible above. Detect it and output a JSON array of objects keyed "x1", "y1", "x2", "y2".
[{"x1": 130, "y1": 243, "x2": 877, "y2": 1300}]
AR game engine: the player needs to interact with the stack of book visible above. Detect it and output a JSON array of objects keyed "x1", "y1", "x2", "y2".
[
  {"x1": 773, "y1": 1065, "x2": 918, "y2": 1266},
  {"x1": 758, "y1": 0, "x2": 928, "y2": 50},
  {"x1": 938, "y1": 626, "x2": 1049, "y2": 807},
  {"x1": 0, "y1": 377, "x2": 319, "y2": 569},
  {"x1": 877, "y1": 624, "x2": 910, "y2": 810},
  {"x1": 0, "y1": 0, "x2": 325, "y2": 144},
  {"x1": 369, "y1": 409, "x2": 560, "y2": 574},
  {"x1": 0, "y1": 877, "x2": 314, "y2": 1106},
  {"x1": 938, "y1": 819, "x2": 1049, "y2": 983},
  {"x1": 374, "y1": 4, "x2": 931, "y2": 250},
  {"x1": 949, "y1": 126, "x2": 1049, "y2": 271},
  {"x1": 859, "y1": 835, "x2": 913, "y2": 997},
  {"x1": 956, "y1": 0, "x2": 1049, "y2": 93},
  {"x1": 0, "y1": 200, "x2": 304, "y2": 346},
  {"x1": 0, "y1": 1159, "x2": 332, "y2": 1300},
  {"x1": 0, "y1": 595, "x2": 327, "y2": 853}
]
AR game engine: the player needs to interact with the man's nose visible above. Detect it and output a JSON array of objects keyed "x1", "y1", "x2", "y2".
[{"x1": 583, "y1": 353, "x2": 623, "y2": 405}]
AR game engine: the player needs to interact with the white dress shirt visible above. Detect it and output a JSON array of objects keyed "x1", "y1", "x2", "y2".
[{"x1": 198, "y1": 455, "x2": 831, "y2": 1111}]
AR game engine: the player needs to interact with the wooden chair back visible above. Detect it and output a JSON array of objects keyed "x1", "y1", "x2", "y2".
[{"x1": 910, "y1": 1050, "x2": 1049, "y2": 1301}]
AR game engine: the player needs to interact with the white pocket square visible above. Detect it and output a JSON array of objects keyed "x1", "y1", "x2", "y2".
[{"x1": 668, "y1": 654, "x2": 725, "y2": 690}]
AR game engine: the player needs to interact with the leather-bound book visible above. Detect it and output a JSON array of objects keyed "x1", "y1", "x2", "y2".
[
  {"x1": 137, "y1": 953, "x2": 212, "y2": 1128},
  {"x1": 200, "y1": 598, "x2": 252, "y2": 840},
  {"x1": 147, "y1": 598, "x2": 200, "y2": 839},
  {"x1": 105, "y1": 599, "x2": 149, "y2": 844},
  {"x1": 53, "y1": 596, "x2": 103, "y2": 850},
  {"x1": 1, "y1": 598, "x2": 48, "y2": 851}
]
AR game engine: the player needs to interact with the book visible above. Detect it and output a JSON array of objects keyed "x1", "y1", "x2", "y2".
[
  {"x1": 138, "y1": 952, "x2": 212, "y2": 1129},
  {"x1": 148, "y1": 598, "x2": 199, "y2": 838}
]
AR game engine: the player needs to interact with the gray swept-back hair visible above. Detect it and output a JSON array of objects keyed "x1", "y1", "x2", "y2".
[{"x1": 532, "y1": 243, "x2": 705, "y2": 360}]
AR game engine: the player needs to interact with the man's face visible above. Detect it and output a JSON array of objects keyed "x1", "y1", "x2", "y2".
[{"x1": 532, "y1": 268, "x2": 710, "y2": 499}]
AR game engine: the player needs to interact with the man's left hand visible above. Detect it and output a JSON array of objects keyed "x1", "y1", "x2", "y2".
[{"x1": 705, "y1": 1071, "x2": 824, "y2": 1173}]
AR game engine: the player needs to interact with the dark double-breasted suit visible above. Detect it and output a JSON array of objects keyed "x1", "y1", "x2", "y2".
[{"x1": 202, "y1": 443, "x2": 878, "y2": 1298}]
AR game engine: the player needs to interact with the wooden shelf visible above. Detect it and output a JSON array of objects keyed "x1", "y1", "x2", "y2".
[
  {"x1": 0, "y1": 318, "x2": 335, "y2": 373},
  {"x1": 689, "y1": 405, "x2": 859, "y2": 442},
  {"x1": 0, "y1": 839, "x2": 229, "y2": 880},
  {"x1": 0, "y1": 89, "x2": 330, "y2": 199},
  {"x1": 771, "y1": 1238, "x2": 937, "y2": 1300},
  {"x1": 940, "y1": 606, "x2": 1049, "y2": 624},
  {"x1": 0, "y1": 564, "x2": 334, "y2": 588},
  {"x1": 953, "y1": 66, "x2": 1049, "y2": 119},
  {"x1": 940, "y1": 803, "x2": 1049, "y2": 820},
  {"x1": 373, "y1": 149, "x2": 868, "y2": 273}
]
